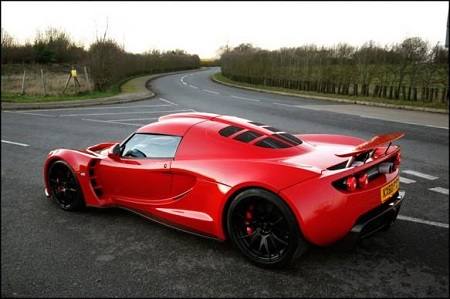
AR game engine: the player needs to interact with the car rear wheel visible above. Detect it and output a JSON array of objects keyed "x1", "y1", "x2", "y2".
[
  {"x1": 48, "y1": 160, "x2": 85, "y2": 211},
  {"x1": 227, "y1": 188, "x2": 307, "y2": 268}
]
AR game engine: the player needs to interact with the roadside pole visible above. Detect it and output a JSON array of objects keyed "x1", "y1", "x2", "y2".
[
  {"x1": 84, "y1": 66, "x2": 92, "y2": 91},
  {"x1": 41, "y1": 69, "x2": 46, "y2": 96},
  {"x1": 63, "y1": 72, "x2": 72, "y2": 94},
  {"x1": 21, "y1": 70, "x2": 26, "y2": 95}
]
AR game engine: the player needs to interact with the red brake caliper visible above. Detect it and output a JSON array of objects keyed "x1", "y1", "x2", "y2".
[{"x1": 245, "y1": 204, "x2": 254, "y2": 235}]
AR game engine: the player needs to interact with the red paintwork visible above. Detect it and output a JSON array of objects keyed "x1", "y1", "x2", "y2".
[{"x1": 43, "y1": 112, "x2": 403, "y2": 246}]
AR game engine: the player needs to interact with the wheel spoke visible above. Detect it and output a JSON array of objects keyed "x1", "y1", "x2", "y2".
[
  {"x1": 269, "y1": 235, "x2": 279, "y2": 253},
  {"x1": 258, "y1": 236, "x2": 266, "y2": 252},
  {"x1": 263, "y1": 236, "x2": 270, "y2": 256},
  {"x1": 272, "y1": 232, "x2": 288, "y2": 246}
]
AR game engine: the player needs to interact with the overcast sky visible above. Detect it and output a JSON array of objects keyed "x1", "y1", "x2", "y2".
[{"x1": 1, "y1": 1, "x2": 448, "y2": 58}]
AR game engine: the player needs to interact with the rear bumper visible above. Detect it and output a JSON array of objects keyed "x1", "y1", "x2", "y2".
[{"x1": 340, "y1": 190, "x2": 405, "y2": 248}]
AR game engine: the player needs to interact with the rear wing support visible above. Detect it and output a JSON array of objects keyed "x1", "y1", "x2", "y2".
[{"x1": 338, "y1": 132, "x2": 404, "y2": 169}]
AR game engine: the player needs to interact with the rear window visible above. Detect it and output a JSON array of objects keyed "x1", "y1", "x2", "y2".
[
  {"x1": 234, "y1": 131, "x2": 262, "y2": 143},
  {"x1": 255, "y1": 137, "x2": 290, "y2": 149},
  {"x1": 219, "y1": 126, "x2": 244, "y2": 137}
]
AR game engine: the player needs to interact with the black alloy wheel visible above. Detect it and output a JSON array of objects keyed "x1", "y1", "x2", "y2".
[
  {"x1": 48, "y1": 160, "x2": 85, "y2": 211},
  {"x1": 227, "y1": 188, "x2": 307, "y2": 268}
]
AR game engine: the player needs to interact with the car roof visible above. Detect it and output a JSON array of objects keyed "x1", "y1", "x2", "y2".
[
  {"x1": 136, "y1": 112, "x2": 277, "y2": 136},
  {"x1": 135, "y1": 112, "x2": 309, "y2": 160},
  {"x1": 135, "y1": 113, "x2": 217, "y2": 136},
  {"x1": 137, "y1": 112, "x2": 301, "y2": 147}
]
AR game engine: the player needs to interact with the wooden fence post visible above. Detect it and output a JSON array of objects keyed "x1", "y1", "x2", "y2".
[
  {"x1": 84, "y1": 66, "x2": 92, "y2": 92},
  {"x1": 21, "y1": 70, "x2": 26, "y2": 95},
  {"x1": 41, "y1": 69, "x2": 46, "y2": 96},
  {"x1": 63, "y1": 73, "x2": 72, "y2": 94}
]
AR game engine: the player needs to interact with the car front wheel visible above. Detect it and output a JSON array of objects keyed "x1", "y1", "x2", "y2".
[{"x1": 48, "y1": 160, "x2": 85, "y2": 211}]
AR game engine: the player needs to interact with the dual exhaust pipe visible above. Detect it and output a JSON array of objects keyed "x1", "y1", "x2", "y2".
[{"x1": 378, "y1": 162, "x2": 394, "y2": 174}]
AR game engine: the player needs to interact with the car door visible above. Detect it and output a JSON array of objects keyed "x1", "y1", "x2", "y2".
[{"x1": 96, "y1": 133, "x2": 182, "y2": 205}]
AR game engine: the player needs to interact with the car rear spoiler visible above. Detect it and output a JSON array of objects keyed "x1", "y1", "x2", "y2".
[{"x1": 335, "y1": 132, "x2": 404, "y2": 168}]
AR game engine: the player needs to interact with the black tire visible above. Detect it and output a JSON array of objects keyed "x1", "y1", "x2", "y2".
[
  {"x1": 47, "y1": 160, "x2": 85, "y2": 211},
  {"x1": 227, "y1": 188, "x2": 308, "y2": 268}
]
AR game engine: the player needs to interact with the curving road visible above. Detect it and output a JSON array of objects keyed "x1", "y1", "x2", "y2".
[{"x1": 1, "y1": 67, "x2": 448, "y2": 297}]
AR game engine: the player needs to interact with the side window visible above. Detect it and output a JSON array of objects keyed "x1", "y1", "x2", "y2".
[{"x1": 121, "y1": 133, "x2": 182, "y2": 159}]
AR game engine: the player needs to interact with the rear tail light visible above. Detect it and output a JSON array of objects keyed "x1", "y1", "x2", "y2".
[
  {"x1": 335, "y1": 172, "x2": 369, "y2": 192},
  {"x1": 345, "y1": 176, "x2": 357, "y2": 192},
  {"x1": 358, "y1": 173, "x2": 369, "y2": 189}
]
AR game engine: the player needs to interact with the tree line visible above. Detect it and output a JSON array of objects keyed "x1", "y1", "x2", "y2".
[
  {"x1": 1, "y1": 28, "x2": 200, "y2": 91},
  {"x1": 220, "y1": 38, "x2": 449, "y2": 103}
]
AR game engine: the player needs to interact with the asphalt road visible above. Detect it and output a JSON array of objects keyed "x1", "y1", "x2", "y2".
[{"x1": 1, "y1": 67, "x2": 448, "y2": 297}]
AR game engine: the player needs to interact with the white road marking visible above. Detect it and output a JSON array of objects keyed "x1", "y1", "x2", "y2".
[
  {"x1": 158, "y1": 98, "x2": 178, "y2": 106},
  {"x1": 397, "y1": 215, "x2": 449, "y2": 229},
  {"x1": 1, "y1": 139, "x2": 30, "y2": 147},
  {"x1": 59, "y1": 109, "x2": 193, "y2": 117},
  {"x1": 5, "y1": 111, "x2": 55, "y2": 117},
  {"x1": 189, "y1": 85, "x2": 199, "y2": 89},
  {"x1": 428, "y1": 187, "x2": 449, "y2": 195},
  {"x1": 230, "y1": 95, "x2": 260, "y2": 102},
  {"x1": 399, "y1": 177, "x2": 416, "y2": 184},
  {"x1": 6, "y1": 104, "x2": 172, "y2": 113},
  {"x1": 203, "y1": 89, "x2": 220, "y2": 95},
  {"x1": 82, "y1": 118, "x2": 143, "y2": 126},
  {"x1": 273, "y1": 102, "x2": 297, "y2": 107},
  {"x1": 402, "y1": 170, "x2": 438, "y2": 180},
  {"x1": 107, "y1": 117, "x2": 159, "y2": 122}
]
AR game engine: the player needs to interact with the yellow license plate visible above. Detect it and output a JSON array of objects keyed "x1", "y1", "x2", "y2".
[{"x1": 381, "y1": 176, "x2": 400, "y2": 203}]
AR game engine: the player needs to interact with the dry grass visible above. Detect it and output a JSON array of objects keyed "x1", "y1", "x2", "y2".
[{"x1": 1, "y1": 70, "x2": 93, "y2": 96}]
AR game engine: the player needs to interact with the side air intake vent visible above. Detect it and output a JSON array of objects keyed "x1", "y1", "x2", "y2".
[{"x1": 88, "y1": 159, "x2": 104, "y2": 198}]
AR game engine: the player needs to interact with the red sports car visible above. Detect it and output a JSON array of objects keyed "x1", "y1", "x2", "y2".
[{"x1": 44, "y1": 112, "x2": 405, "y2": 267}]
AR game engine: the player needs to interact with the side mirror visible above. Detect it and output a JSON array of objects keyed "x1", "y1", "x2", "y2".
[{"x1": 108, "y1": 143, "x2": 121, "y2": 159}]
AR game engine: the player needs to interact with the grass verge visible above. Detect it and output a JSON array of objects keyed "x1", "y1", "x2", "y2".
[
  {"x1": 0, "y1": 73, "x2": 140, "y2": 103},
  {"x1": 212, "y1": 73, "x2": 449, "y2": 111},
  {"x1": 1, "y1": 90, "x2": 118, "y2": 103}
]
